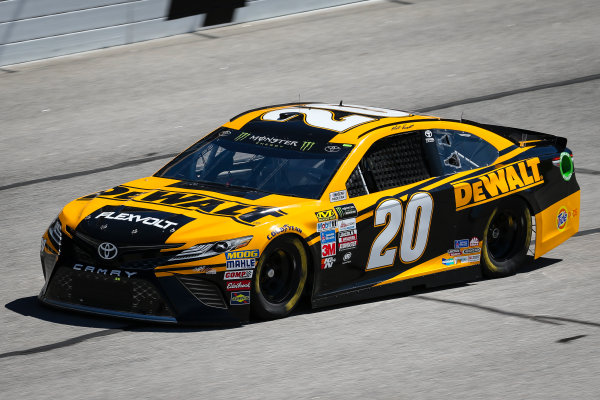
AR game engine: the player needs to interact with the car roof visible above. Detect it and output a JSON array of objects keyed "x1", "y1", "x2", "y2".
[{"x1": 227, "y1": 103, "x2": 440, "y2": 145}]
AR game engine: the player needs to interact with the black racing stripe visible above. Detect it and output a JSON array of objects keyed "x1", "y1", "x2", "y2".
[
  {"x1": 306, "y1": 232, "x2": 319, "y2": 242},
  {"x1": 356, "y1": 119, "x2": 439, "y2": 139}
]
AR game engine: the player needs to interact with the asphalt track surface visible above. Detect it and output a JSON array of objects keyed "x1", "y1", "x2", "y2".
[{"x1": 1, "y1": 0, "x2": 600, "y2": 398}]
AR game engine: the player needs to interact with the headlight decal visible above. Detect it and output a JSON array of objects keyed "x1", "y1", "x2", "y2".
[{"x1": 168, "y1": 236, "x2": 252, "y2": 263}]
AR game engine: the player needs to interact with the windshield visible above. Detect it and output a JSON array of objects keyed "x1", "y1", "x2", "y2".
[{"x1": 156, "y1": 128, "x2": 353, "y2": 199}]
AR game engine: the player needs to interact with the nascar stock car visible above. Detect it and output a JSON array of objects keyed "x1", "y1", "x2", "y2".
[{"x1": 39, "y1": 103, "x2": 580, "y2": 325}]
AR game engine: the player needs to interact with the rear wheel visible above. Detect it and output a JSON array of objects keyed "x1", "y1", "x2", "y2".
[
  {"x1": 481, "y1": 198, "x2": 532, "y2": 278},
  {"x1": 252, "y1": 235, "x2": 308, "y2": 319}
]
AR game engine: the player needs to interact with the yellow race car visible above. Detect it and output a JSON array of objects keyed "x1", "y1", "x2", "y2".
[{"x1": 39, "y1": 103, "x2": 580, "y2": 325}]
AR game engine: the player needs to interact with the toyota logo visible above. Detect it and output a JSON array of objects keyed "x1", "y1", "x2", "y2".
[
  {"x1": 325, "y1": 145, "x2": 340, "y2": 153},
  {"x1": 98, "y1": 242, "x2": 118, "y2": 260}
]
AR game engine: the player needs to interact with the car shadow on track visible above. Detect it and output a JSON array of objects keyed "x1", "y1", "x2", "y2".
[
  {"x1": 5, "y1": 256, "x2": 562, "y2": 331},
  {"x1": 288, "y1": 255, "x2": 564, "y2": 318}
]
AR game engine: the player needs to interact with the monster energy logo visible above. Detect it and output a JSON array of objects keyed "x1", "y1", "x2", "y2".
[
  {"x1": 300, "y1": 141, "x2": 315, "y2": 151},
  {"x1": 235, "y1": 132, "x2": 251, "y2": 141}
]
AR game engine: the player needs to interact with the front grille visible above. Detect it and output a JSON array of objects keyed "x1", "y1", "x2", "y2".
[
  {"x1": 69, "y1": 232, "x2": 182, "y2": 270},
  {"x1": 46, "y1": 266, "x2": 173, "y2": 317},
  {"x1": 177, "y1": 275, "x2": 227, "y2": 309}
]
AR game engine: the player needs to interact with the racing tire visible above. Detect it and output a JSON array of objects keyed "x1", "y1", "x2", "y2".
[
  {"x1": 252, "y1": 235, "x2": 308, "y2": 320},
  {"x1": 481, "y1": 198, "x2": 532, "y2": 278}
]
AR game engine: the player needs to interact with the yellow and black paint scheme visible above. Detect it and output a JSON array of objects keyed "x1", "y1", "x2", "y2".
[{"x1": 39, "y1": 103, "x2": 580, "y2": 325}]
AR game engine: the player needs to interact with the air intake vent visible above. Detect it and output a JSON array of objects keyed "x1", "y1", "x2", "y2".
[{"x1": 177, "y1": 276, "x2": 227, "y2": 309}]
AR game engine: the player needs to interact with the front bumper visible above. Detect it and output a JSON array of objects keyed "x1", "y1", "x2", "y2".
[{"x1": 39, "y1": 249, "x2": 248, "y2": 326}]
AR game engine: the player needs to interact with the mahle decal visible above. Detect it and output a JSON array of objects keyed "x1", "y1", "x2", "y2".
[{"x1": 452, "y1": 158, "x2": 543, "y2": 210}]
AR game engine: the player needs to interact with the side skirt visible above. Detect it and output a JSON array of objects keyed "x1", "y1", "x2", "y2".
[{"x1": 311, "y1": 264, "x2": 482, "y2": 309}]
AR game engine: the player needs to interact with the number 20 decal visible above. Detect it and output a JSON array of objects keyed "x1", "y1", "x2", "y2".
[{"x1": 366, "y1": 192, "x2": 434, "y2": 270}]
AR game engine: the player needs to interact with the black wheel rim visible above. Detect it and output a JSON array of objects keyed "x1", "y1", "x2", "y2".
[
  {"x1": 487, "y1": 210, "x2": 524, "y2": 261},
  {"x1": 258, "y1": 249, "x2": 297, "y2": 304}
]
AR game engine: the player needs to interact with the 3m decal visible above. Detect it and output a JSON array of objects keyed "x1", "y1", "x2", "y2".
[
  {"x1": 366, "y1": 192, "x2": 433, "y2": 270},
  {"x1": 317, "y1": 220, "x2": 337, "y2": 232},
  {"x1": 452, "y1": 158, "x2": 543, "y2": 210},
  {"x1": 96, "y1": 186, "x2": 285, "y2": 225},
  {"x1": 334, "y1": 204, "x2": 358, "y2": 219},
  {"x1": 224, "y1": 270, "x2": 253, "y2": 280},
  {"x1": 267, "y1": 224, "x2": 302, "y2": 240},
  {"x1": 315, "y1": 209, "x2": 336, "y2": 222},
  {"x1": 329, "y1": 190, "x2": 348, "y2": 203},
  {"x1": 226, "y1": 280, "x2": 251, "y2": 291},
  {"x1": 230, "y1": 291, "x2": 250, "y2": 305},
  {"x1": 321, "y1": 257, "x2": 335, "y2": 269},
  {"x1": 321, "y1": 242, "x2": 336, "y2": 258}
]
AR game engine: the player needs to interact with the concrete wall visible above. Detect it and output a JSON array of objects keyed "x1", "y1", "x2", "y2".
[{"x1": 0, "y1": 0, "x2": 367, "y2": 66}]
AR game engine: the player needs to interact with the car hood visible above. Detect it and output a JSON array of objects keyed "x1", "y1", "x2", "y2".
[{"x1": 59, "y1": 176, "x2": 314, "y2": 246}]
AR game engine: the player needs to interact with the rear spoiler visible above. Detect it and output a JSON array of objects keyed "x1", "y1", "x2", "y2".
[{"x1": 460, "y1": 119, "x2": 567, "y2": 151}]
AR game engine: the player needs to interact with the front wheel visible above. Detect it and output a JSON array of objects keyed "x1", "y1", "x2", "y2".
[
  {"x1": 252, "y1": 235, "x2": 308, "y2": 320},
  {"x1": 481, "y1": 198, "x2": 532, "y2": 278}
]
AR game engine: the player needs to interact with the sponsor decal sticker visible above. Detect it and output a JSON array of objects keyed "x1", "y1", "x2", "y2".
[
  {"x1": 338, "y1": 229, "x2": 357, "y2": 238},
  {"x1": 452, "y1": 158, "x2": 543, "y2": 210},
  {"x1": 455, "y1": 256, "x2": 468, "y2": 264},
  {"x1": 447, "y1": 249, "x2": 461, "y2": 257},
  {"x1": 317, "y1": 220, "x2": 337, "y2": 232},
  {"x1": 454, "y1": 239, "x2": 469, "y2": 249},
  {"x1": 226, "y1": 280, "x2": 251, "y2": 291},
  {"x1": 315, "y1": 209, "x2": 337, "y2": 222},
  {"x1": 342, "y1": 252, "x2": 352, "y2": 264},
  {"x1": 338, "y1": 218, "x2": 357, "y2": 231},
  {"x1": 226, "y1": 258, "x2": 256, "y2": 270},
  {"x1": 94, "y1": 211, "x2": 178, "y2": 230},
  {"x1": 462, "y1": 247, "x2": 481, "y2": 255},
  {"x1": 470, "y1": 237, "x2": 480, "y2": 247},
  {"x1": 557, "y1": 206, "x2": 568, "y2": 230},
  {"x1": 193, "y1": 266, "x2": 217, "y2": 274},
  {"x1": 225, "y1": 249, "x2": 259, "y2": 260},
  {"x1": 321, "y1": 257, "x2": 335, "y2": 269},
  {"x1": 224, "y1": 270, "x2": 253, "y2": 280},
  {"x1": 329, "y1": 190, "x2": 348, "y2": 203},
  {"x1": 442, "y1": 258, "x2": 455, "y2": 266},
  {"x1": 320, "y1": 230, "x2": 336, "y2": 244},
  {"x1": 468, "y1": 254, "x2": 481, "y2": 263},
  {"x1": 93, "y1": 186, "x2": 285, "y2": 225},
  {"x1": 334, "y1": 203, "x2": 358, "y2": 219},
  {"x1": 267, "y1": 224, "x2": 302, "y2": 240},
  {"x1": 321, "y1": 242, "x2": 336, "y2": 257},
  {"x1": 339, "y1": 233, "x2": 357, "y2": 244},
  {"x1": 230, "y1": 291, "x2": 250, "y2": 305},
  {"x1": 339, "y1": 241, "x2": 357, "y2": 250},
  {"x1": 325, "y1": 145, "x2": 341, "y2": 153}
]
